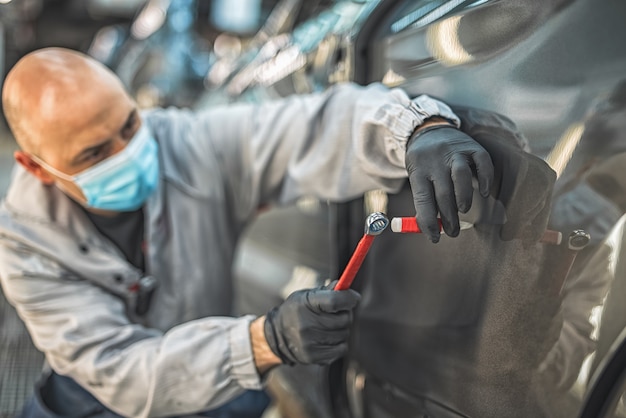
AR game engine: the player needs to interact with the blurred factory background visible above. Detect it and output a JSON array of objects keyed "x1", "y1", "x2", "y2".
[{"x1": 2, "y1": 1, "x2": 626, "y2": 417}]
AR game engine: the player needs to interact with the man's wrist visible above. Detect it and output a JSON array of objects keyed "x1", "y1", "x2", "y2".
[
  {"x1": 408, "y1": 117, "x2": 458, "y2": 147},
  {"x1": 416, "y1": 116, "x2": 457, "y2": 131},
  {"x1": 250, "y1": 316, "x2": 282, "y2": 374}
]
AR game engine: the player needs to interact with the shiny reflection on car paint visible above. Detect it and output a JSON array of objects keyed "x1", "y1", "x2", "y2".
[
  {"x1": 220, "y1": 0, "x2": 626, "y2": 416},
  {"x1": 355, "y1": 0, "x2": 626, "y2": 417}
]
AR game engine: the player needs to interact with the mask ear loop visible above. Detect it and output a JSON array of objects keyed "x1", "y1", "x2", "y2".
[
  {"x1": 28, "y1": 154, "x2": 81, "y2": 197},
  {"x1": 29, "y1": 154, "x2": 76, "y2": 182}
]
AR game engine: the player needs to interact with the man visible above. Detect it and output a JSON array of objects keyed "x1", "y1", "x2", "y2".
[{"x1": 0, "y1": 48, "x2": 542, "y2": 417}]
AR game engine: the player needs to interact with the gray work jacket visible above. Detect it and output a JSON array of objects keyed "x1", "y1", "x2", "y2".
[{"x1": 0, "y1": 83, "x2": 459, "y2": 417}]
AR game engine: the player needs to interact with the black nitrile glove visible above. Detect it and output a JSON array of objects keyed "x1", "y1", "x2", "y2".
[
  {"x1": 263, "y1": 286, "x2": 361, "y2": 365},
  {"x1": 406, "y1": 125, "x2": 494, "y2": 243},
  {"x1": 455, "y1": 107, "x2": 557, "y2": 242}
]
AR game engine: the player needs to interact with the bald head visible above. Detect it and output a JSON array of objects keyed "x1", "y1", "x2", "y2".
[
  {"x1": 4, "y1": 48, "x2": 141, "y2": 207},
  {"x1": 2, "y1": 48, "x2": 130, "y2": 156}
]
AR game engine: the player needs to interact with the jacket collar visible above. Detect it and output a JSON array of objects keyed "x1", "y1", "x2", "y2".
[{"x1": 4, "y1": 165, "x2": 92, "y2": 231}]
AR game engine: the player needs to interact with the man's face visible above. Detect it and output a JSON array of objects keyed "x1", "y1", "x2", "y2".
[{"x1": 21, "y1": 81, "x2": 141, "y2": 207}]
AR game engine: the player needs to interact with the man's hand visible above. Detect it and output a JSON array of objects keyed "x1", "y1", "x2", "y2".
[
  {"x1": 261, "y1": 286, "x2": 361, "y2": 366},
  {"x1": 406, "y1": 123, "x2": 493, "y2": 243}
]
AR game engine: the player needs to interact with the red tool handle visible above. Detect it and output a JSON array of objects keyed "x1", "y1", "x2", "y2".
[
  {"x1": 392, "y1": 217, "x2": 443, "y2": 233},
  {"x1": 334, "y1": 234, "x2": 375, "y2": 290}
]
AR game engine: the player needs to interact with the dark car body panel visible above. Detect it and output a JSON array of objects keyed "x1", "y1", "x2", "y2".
[
  {"x1": 222, "y1": 0, "x2": 626, "y2": 416},
  {"x1": 349, "y1": 3, "x2": 626, "y2": 417}
]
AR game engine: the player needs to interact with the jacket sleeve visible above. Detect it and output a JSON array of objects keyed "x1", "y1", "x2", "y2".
[
  {"x1": 163, "y1": 82, "x2": 460, "y2": 223},
  {"x1": 0, "y1": 240, "x2": 259, "y2": 417}
]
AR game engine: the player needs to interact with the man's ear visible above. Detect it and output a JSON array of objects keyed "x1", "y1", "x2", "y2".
[{"x1": 14, "y1": 151, "x2": 56, "y2": 185}]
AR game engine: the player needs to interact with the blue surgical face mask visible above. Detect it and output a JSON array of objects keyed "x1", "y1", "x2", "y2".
[{"x1": 33, "y1": 124, "x2": 160, "y2": 211}]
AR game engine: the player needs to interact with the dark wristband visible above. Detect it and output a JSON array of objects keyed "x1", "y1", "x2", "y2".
[{"x1": 408, "y1": 122, "x2": 458, "y2": 148}]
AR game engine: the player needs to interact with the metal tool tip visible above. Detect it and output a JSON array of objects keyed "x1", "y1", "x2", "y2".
[
  {"x1": 365, "y1": 212, "x2": 389, "y2": 235},
  {"x1": 568, "y1": 229, "x2": 591, "y2": 250}
]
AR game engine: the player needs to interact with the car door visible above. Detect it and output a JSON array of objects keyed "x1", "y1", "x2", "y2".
[{"x1": 339, "y1": 0, "x2": 626, "y2": 417}]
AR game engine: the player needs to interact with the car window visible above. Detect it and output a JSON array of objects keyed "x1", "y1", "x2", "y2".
[{"x1": 390, "y1": 0, "x2": 494, "y2": 33}]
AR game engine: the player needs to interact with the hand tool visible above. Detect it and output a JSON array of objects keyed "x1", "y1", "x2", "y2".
[
  {"x1": 334, "y1": 212, "x2": 389, "y2": 290},
  {"x1": 390, "y1": 216, "x2": 563, "y2": 245}
]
